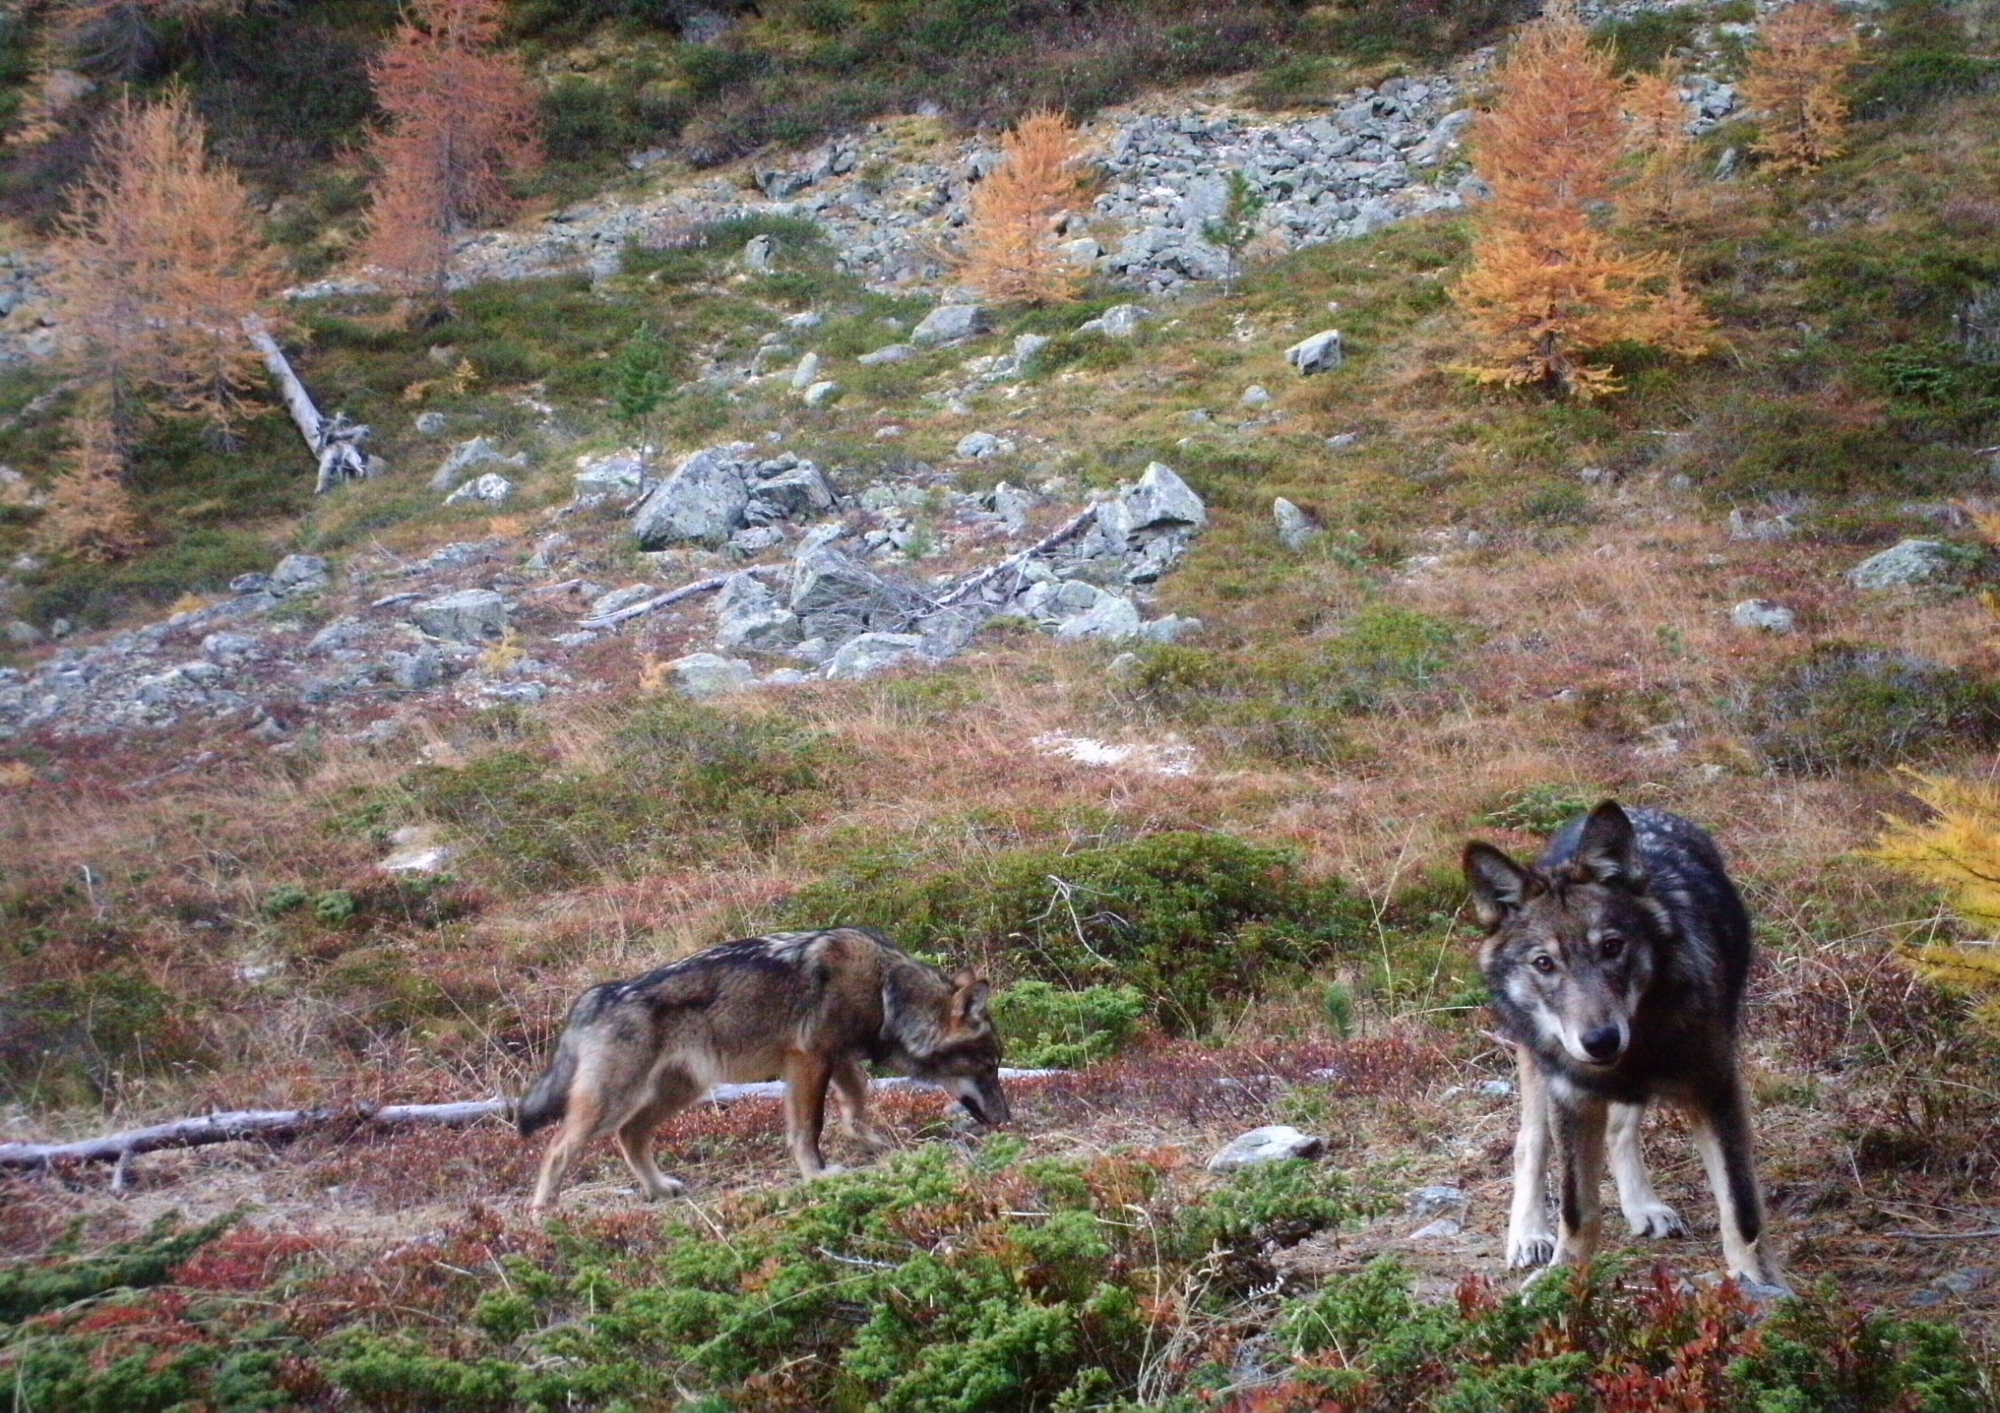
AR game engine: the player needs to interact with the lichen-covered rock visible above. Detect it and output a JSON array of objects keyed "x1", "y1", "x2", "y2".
[
  {"x1": 1274, "y1": 497, "x2": 1321, "y2": 551},
  {"x1": 1207, "y1": 1125, "x2": 1325, "y2": 1172},
  {"x1": 911, "y1": 302, "x2": 989, "y2": 345},
  {"x1": 669, "y1": 652, "x2": 757, "y2": 697},
  {"x1": 410, "y1": 589, "x2": 507, "y2": 643},
  {"x1": 1285, "y1": 329, "x2": 1344, "y2": 375},
  {"x1": 633, "y1": 445, "x2": 752, "y2": 548},
  {"x1": 1848, "y1": 538, "x2": 1960, "y2": 590},
  {"x1": 825, "y1": 631, "x2": 926, "y2": 680}
]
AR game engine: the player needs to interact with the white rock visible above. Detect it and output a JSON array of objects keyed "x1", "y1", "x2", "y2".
[
  {"x1": 1731, "y1": 599, "x2": 1796, "y2": 633},
  {"x1": 1241, "y1": 384, "x2": 1273, "y2": 409},
  {"x1": 956, "y1": 431, "x2": 1015, "y2": 459},
  {"x1": 633, "y1": 445, "x2": 751, "y2": 548},
  {"x1": 790, "y1": 350, "x2": 821, "y2": 391},
  {"x1": 1285, "y1": 329, "x2": 1344, "y2": 375},
  {"x1": 802, "y1": 380, "x2": 842, "y2": 407},
  {"x1": 409, "y1": 589, "x2": 508, "y2": 643},
  {"x1": 1848, "y1": 538, "x2": 1959, "y2": 590},
  {"x1": 1079, "y1": 303, "x2": 1149, "y2": 338},
  {"x1": 1274, "y1": 497, "x2": 1320, "y2": 551},
  {"x1": 1206, "y1": 1125, "x2": 1325, "y2": 1172},
  {"x1": 1055, "y1": 594, "x2": 1143, "y2": 642},
  {"x1": 911, "y1": 302, "x2": 989, "y2": 346},
  {"x1": 442, "y1": 472, "x2": 514, "y2": 506},
  {"x1": 858, "y1": 343, "x2": 915, "y2": 365}
]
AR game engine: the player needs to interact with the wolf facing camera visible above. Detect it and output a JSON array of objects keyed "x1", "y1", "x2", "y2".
[
  {"x1": 515, "y1": 927, "x2": 1009, "y2": 1211},
  {"x1": 1463, "y1": 800, "x2": 1787, "y2": 1292}
]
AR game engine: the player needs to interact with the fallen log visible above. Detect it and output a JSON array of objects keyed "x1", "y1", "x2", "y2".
[
  {"x1": 243, "y1": 316, "x2": 372, "y2": 494},
  {"x1": 576, "y1": 572, "x2": 728, "y2": 631},
  {"x1": 936, "y1": 504, "x2": 1098, "y2": 608},
  {"x1": 0, "y1": 1070, "x2": 1061, "y2": 1170}
]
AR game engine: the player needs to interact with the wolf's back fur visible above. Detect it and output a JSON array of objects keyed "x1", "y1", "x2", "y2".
[{"x1": 516, "y1": 928, "x2": 1007, "y2": 1210}]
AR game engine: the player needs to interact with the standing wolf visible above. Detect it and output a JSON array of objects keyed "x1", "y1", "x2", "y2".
[
  {"x1": 1462, "y1": 800, "x2": 1787, "y2": 1291},
  {"x1": 515, "y1": 927, "x2": 1009, "y2": 1211}
]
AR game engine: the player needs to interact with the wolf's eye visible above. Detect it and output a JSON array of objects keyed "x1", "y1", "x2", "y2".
[
  {"x1": 1531, "y1": 955, "x2": 1557, "y2": 974},
  {"x1": 1601, "y1": 935, "x2": 1625, "y2": 959}
]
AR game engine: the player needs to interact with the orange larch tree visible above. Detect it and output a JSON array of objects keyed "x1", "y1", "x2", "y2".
[
  {"x1": 963, "y1": 110, "x2": 1088, "y2": 306},
  {"x1": 39, "y1": 398, "x2": 147, "y2": 563},
  {"x1": 362, "y1": 0, "x2": 542, "y2": 314},
  {"x1": 1743, "y1": 0, "x2": 1858, "y2": 173},
  {"x1": 1621, "y1": 66, "x2": 1699, "y2": 224},
  {"x1": 51, "y1": 88, "x2": 282, "y2": 432},
  {"x1": 1453, "y1": 0, "x2": 1711, "y2": 399}
]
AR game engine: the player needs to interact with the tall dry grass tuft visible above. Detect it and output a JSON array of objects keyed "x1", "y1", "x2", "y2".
[{"x1": 963, "y1": 110, "x2": 1089, "y2": 306}]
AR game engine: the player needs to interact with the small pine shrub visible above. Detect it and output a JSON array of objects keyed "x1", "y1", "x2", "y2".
[
  {"x1": 990, "y1": 981, "x2": 1147, "y2": 1069},
  {"x1": 786, "y1": 830, "x2": 1369, "y2": 1033}
]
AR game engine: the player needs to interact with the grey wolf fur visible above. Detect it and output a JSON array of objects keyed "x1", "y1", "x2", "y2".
[
  {"x1": 516, "y1": 927, "x2": 1008, "y2": 1211},
  {"x1": 1463, "y1": 801, "x2": 1786, "y2": 1291}
]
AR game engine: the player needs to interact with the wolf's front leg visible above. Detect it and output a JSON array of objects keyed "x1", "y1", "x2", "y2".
[
  {"x1": 831, "y1": 1056, "x2": 896, "y2": 1154},
  {"x1": 1506, "y1": 1049, "x2": 1556, "y2": 1268},
  {"x1": 1549, "y1": 1091, "x2": 1609, "y2": 1270},
  {"x1": 782, "y1": 1050, "x2": 837, "y2": 1178},
  {"x1": 1609, "y1": 1101, "x2": 1685, "y2": 1239},
  {"x1": 1690, "y1": 1076, "x2": 1790, "y2": 1295}
]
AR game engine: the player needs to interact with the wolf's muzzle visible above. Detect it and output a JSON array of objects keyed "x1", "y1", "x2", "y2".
[{"x1": 1580, "y1": 1025, "x2": 1625, "y2": 1062}]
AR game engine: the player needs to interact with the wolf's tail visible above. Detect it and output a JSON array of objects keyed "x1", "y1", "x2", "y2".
[{"x1": 515, "y1": 1040, "x2": 576, "y2": 1138}]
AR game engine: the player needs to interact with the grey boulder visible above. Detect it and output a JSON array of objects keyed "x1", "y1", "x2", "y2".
[
  {"x1": 1274, "y1": 497, "x2": 1321, "y2": 551},
  {"x1": 633, "y1": 445, "x2": 751, "y2": 548},
  {"x1": 825, "y1": 632, "x2": 926, "y2": 680},
  {"x1": 1731, "y1": 599, "x2": 1797, "y2": 633},
  {"x1": 1848, "y1": 538, "x2": 1960, "y2": 590},
  {"x1": 669, "y1": 652, "x2": 758, "y2": 697},
  {"x1": 442, "y1": 472, "x2": 514, "y2": 507},
  {"x1": 271, "y1": 554, "x2": 331, "y2": 597},
  {"x1": 410, "y1": 588, "x2": 508, "y2": 643},
  {"x1": 911, "y1": 302, "x2": 989, "y2": 346}
]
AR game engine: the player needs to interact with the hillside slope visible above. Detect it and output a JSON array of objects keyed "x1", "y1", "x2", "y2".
[{"x1": 5, "y1": 0, "x2": 2000, "y2": 1406}]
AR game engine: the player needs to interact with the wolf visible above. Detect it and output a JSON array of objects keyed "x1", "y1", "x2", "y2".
[
  {"x1": 514, "y1": 927, "x2": 1009, "y2": 1211},
  {"x1": 1463, "y1": 800, "x2": 1787, "y2": 1291}
]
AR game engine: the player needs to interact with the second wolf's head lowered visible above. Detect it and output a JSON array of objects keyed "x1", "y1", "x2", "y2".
[
  {"x1": 884, "y1": 966, "x2": 1010, "y2": 1126},
  {"x1": 1463, "y1": 800, "x2": 1673, "y2": 1070}
]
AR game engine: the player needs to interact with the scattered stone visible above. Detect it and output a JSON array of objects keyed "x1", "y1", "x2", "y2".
[
  {"x1": 825, "y1": 631, "x2": 927, "y2": 680},
  {"x1": 790, "y1": 350, "x2": 822, "y2": 391},
  {"x1": 1055, "y1": 593, "x2": 1142, "y2": 642},
  {"x1": 201, "y1": 632, "x2": 258, "y2": 658},
  {"x1": 442, "y1": 472, "x2": 515, "y2": 507},
  {"x1": 744, "y1": 234, "x2": 777, "y2": 272},
  {"x1": 409, "y1": 588, "x2": 508, "y2": 643},
  {"x1": 1408, "y1": 1186, "x2": 1469, "y2": 1220},
  {"x1": 1274, "y1": 497, "x2": 1321, "y2": 551},
  {"x1": 1732, "y1": 599, "x2": 1796, "y2": 633},
  {"x1": 1327, "y1": 432, "x2": 1361, "y2": 451},
  {"x1": 1139, "y1": 614, "x2": 1201, "y2": 644},
  {"x1": 574, "y1": 450, "x2": 648, "y2": 496},
  {"x1": 430, "y1": 436, "x2": 525, "y2": 492},
  {"x1": 633, "y1": 444, "x2": 752, "y2": 548},
  {"x1": 1117, "y1": 462, "x2": 1208, "y2": 536},
  {"x1": 229, "y1": 573, "x2": 271, "y2": 595},
  {"x1": 414, "y1": 411, "x2": 447, "y2": 436},
  {"x1": 911, "y1": 302, "x2": 990, "y2": 346},
  {"x1": 802, "y1": 379, "x2": 842, "y2": 408},
  {"x1": 1078, "y1": 303, "x2": 1149, "y2": 338},
  {"x1": 992, "y1": 482, "x2": 1034, "y2": 535},
  {"x1": 1012, "y1": 332, "x2": 1051, "y2": 370},
  {"x1": 667, "y1": 651, "x2": 757, "y2": 697},
  {"x1": 1206, "y1": 1125, "x2": 1325, "y2": 1172},
  {"x1": 1408, "y1": 1218, "x2": 1464, "y2": 1241},
  {"x1": 270, "y1": 555, "x2": 330, "y2": 597},
  {"x1": 956, "y1": 431, "x2": 1015, "y2": 459},
  {"x1": 1478, "y1": 1079, "x2": 1515, "y2": 1098},
  {"x1": 782, "y1": 310, "x2": 824, "y2": 330},
  {"x1": 1848, "y1": 538, "x2": 1960, "y2": 590},
  {"x1": 381, "y1": 647, "x2": 443, "y2": 690},
  {"x1": 3, "y1": 620, "x2": 42, "y2": 647},
  {"x1": 1727, "y1": 508, "x2": 1797, "y2": 542},
  {"x1": 592, "y1": 584, "x2": 659, "y2": 618},
  {"x1": 1285, "y1": 329, "x2": 1344, "y2": 375},
  {"x1": 749, "y1": 463, "x2": 836, "y2": 519},
  {"x1": 858, "y1": 343, "x2": 915, "y2": 365},
  {"x1": 1240, "y1": 384, "x2": 1273, "y2": 409}
]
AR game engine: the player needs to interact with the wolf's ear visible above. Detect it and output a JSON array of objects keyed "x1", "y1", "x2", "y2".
[
  {"x1": 951, "y1": 972, "x2": 992, "y2": 1027},
  {"x1": 1463, "y1": 842, "x2": 1533, "y2": 928},
  {"x1": 1574, "y1": 800, "x2": 1647, "y2": 889}
]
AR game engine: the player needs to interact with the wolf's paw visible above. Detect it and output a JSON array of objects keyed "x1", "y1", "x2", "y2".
[
  {"x1": 807, "y1": 1164, "x2": 851, "y2": 1180},
  {"x1": 645, "y1": 1177, "x2": 688, "y2": 1200},
  {"x1": 1623, "y1": 1201, "x2": 1686, "y2": 1239},
  {"x1": 1506, "y1": 1231, "x2": 1556, "y2": 1268}
]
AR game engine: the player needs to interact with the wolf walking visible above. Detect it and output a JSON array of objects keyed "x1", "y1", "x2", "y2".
[
  {"x1": 1463, "y1": 801, "x2": 1787, "y2": 1291},
  {"x1": 516, "y1": 927, "x2": 1009, "y2": 1211}
]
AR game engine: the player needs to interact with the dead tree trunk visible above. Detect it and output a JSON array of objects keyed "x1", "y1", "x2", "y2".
[
  {"x1": 0, "y1": 1070, "x2": 1059, "y2": 1172},
  {"x1": 243, "y1": 316, "x2": 372, "y2": 494}
]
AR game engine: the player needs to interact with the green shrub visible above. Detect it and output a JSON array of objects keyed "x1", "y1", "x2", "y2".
[
  {"x1": 990, "y1": 981, "x2": 1147, "y2": 1069},
  {"x1": 1592, "y1": 6, "x2": 1700, "y2": 72},
  {"x1": 1748, "y1": 644, "x2": 2000, "y2": 776},
  {"x1": 787, "y1": 830, "x2": 1369, "y2": 1033},
  {"x1": 0, "y1": 1213, "x2": 235, "y2": 1322},
  {"x1": 1478, "y1": 783, "x2": 1596, "y2": 836}
]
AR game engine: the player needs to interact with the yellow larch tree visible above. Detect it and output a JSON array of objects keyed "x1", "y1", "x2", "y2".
[
  {"x1": 963, "y1": 110, "x2": 1089, "y2": 306},
  {"x1": 1622, "y1": 66, "x2": 1700, "y2": 224},
  {"x1": 50, "y1": 88, "x2": 283, "y2": 432},
  {"x1": 1743, "y1": 0, "x2": 1858, "y2": 173},
  {"x1": 40, "y1": 397, "x2": 147, "y2": 563},
  {"x1": 1453, "y1": 0, "x2": 1712, "y2": 399}
]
